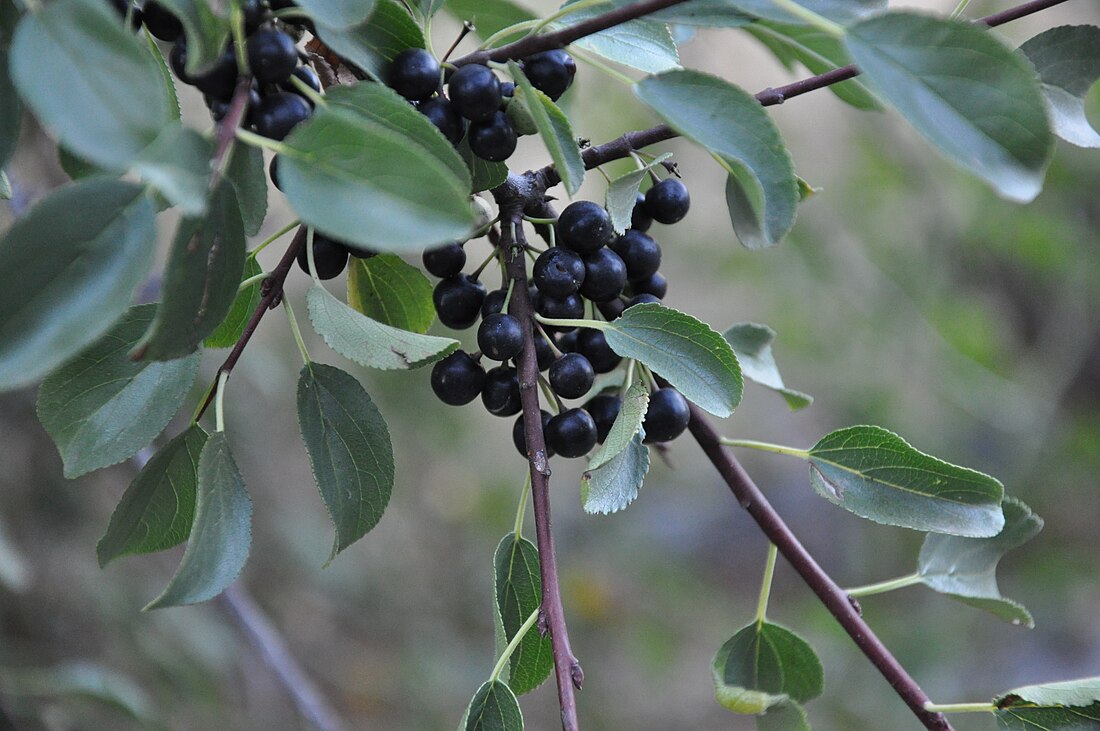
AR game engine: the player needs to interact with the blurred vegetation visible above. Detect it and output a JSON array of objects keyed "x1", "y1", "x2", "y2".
[{"x1": 1, "y1": 2, "x2": 1098, "y2": 729}]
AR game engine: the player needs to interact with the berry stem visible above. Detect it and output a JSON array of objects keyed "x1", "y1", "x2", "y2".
[
  {"x1": 249, "y1": 220, "x2": 301, "y2": 258},
  {"x1": 238, "y1": 271, "x2": 269, "y2": 291},
  {"x1": 214, "y1": 371, "x2": 230, "y2": 433}
]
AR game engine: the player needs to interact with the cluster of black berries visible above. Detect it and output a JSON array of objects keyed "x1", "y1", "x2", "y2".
[
  {"x1": 386, "y1": 48, "x2": 576, "y2": 163},
  {"x1": 426, "y1": 177, "x2": 694, "y2": 460}
]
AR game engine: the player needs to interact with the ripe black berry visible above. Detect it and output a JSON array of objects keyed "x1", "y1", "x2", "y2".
[
  {"x1": 577, "y1": 329, "x2": 621, "y2": 373},
  {"x1": 521, "y1": 49, "x2": 576, "y2": 101},
  {"x1": 192, "y1": 50, "x2": 238, "y2": 101},
  {"x1": 422, "y1": 242, "x2": 466, "y2": 278},
  {"x1": 447, "y1": 64, "x2": 502, "y2": 122},
  {"x1": 269, "y1": 155, "x2": 282, "y2": 191},
  {"x1": 432, "y1": 274, "x2": 486, "y2": 329},
  {"x1": 530, "y1": 331, "x2": 555, "y2": 371},
  {"x1": 253, "y1": 92, "x2": 312, "y2": 141},
  {"x1": 642, "y1": 388, "x2": 690, "y2": 443},
  {"x1": 611, "y1": 230, "x2": 662, "y2": 282},
  {"x1": 282, "y1": 65, "x2": 322, "y2": 96},
  {"x1": 630, "y1": 192, "x2": 653, "y2": 232},
  {"x1": 645, "y1": 178, "x2": 690, "y2": 224},
  {"x1": 533, "y1": 247, "x2": 585, "y2": 298},
  {"x1": 431, "y1": 350, "x2": 486, "y2": 406},
  {"x1": 584, "y1": 393, "x2": 622, "y2": 443},
  {"x1": 579, "y1": 248, "x2": 627, "y2": 302},
  {"x1": 478, "y1": 312, "x2": 525, "y2": 361},
  {"x1": 597, "y1": 299, "x2": 625, "y2": 322},
  {"x1": 142, "y1": 1, "x2": 181, "y2": 41},
  {"x1": 388, "y1": 48, "x2": 441, "y2": 101},
  {"x1": 468, "y1": 111, "x2": 517, "y2": 162},
  {"x1": 241, "y1": 0, "x2": 267, "y2": 32},
  {"x1": 481, "y1": 288, "x2": 507, "y2": 318},
  {"x1": 627, "y1": 293, "x2": 661, "y2": 307},
  {"x1": 557, "y1": 201, "x2": 613, "y2": 255},
  {"x1": 247, "y1": 29, "x2": 298, "y2": 85},
  {"x1": 169, "y1": 41, "x2": 191, "y2": 84},
  {"x1": 536, "y1": 292, "x2": 585, "y2": 327},
  {"x1": 297, "y1": 232, "x2": 349, "y2": 280},
  {"x1": 549, "y1": 353, "x2": 595, "y2": 400},
  {"x1": 546, "y1": 408, "x2": 598, "y2": 458},
  {"x1": 419, "y1": 96, "x2": 466, "y2": 146},
  {"x1": 631, "y1": 271, "x2": 668, "y2": 299},
  {"x1": 482, "y1": 365, "x2": 522, "y2": 417},
  {"x1": 513, "y1": 410, "x2": 555, "y2": 458}
]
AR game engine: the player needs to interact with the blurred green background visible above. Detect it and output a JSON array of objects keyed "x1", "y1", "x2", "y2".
[{"x1": 2, "y1": 1, "x2": 1099, "y2": 729}]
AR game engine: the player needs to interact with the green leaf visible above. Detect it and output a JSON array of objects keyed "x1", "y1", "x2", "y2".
[
  {"x1": 553, "y1": 4, "x2": 680, "y2": 74},
  {"x1": 142, "y1": 26, "x2": 180, "y2": 121},
  {"x1": 154, "y1": 0, "x2": 230, "y2": 75},
  {"x1": 493, "y1": 533, "x2": 552, "y2": 695},
  {"x1": 588, "y1": 380, "x2": 649, "y2": 470},
  {"x1": 459, "y1": 136, "x2": 510, "y2": 192},
  {"x1": 745, "y1": 21, "x2": 880, "y2": 109},
  {"x1": 581, "y1": 433, "x2": 650, "y2": 515},
  {"x1": 36, "y1": 305, "x2": 200, "y2": 478},
  {"x1": 605, "y1": 153, "x2": 673, "y2": 234},
  {"x1": 10, "y1": 0, "x2": 172, "y2": 170},
  {"x1": 756, "y1": 702, "x2": 809, "y2": 731},
  {"x1": 844, "y1": 12, "x2": 1053, "y2": 203},
  {"x1": 204, "y1": 256, "x2": 263, "y2": 349},
  {"x1": 294, "y1": 0, "x2": 376, "y2": 27},
  {"x1": 713, "y1": 621, "x2": 824, "y2": 714},
  {"x1": 0, "y1": 170, "x2": 10, "y2": 200},
  {"x1": 721, "y1": 0, "x2": 883, "y2": 25},
  {"x1": 509, "y1": 62, "x2": 584, "y2": 196},
  {"x1": 279, "y1": 104, "x2": 475, "y2": 253},
  {"x1": 634, "y1": 70, "x2": 798, "y2": 249},
  {"x1": 995, "y1": 678, "x2": 1100, "y2": 730},
  {"x1": 0, "y1": 178, "x2": 156, "y2": 392},
  {"x1": 307, "y1": 284, "x2": 459, "y2": 370},
  {"x1": 917, "y1": 497, "x2": 1043, "y2": 626},
  {"x1": 599, "y1": 303, "x2": 743, "y2": 417},
  {"x1": 444, "y1": 0, "x2": 535, "y2": 40},
  {"x1": 57, "y1": 145, "x2": 103, "y2": 181},
  {"x1": 807, "y1": 425, "x2": 1005, "y2": 537},
  {"x1": 225, "y1": 144, "x2": 268, "y2": 236},
  {"x1": 650, "y1": 2, "x2": 752, "y2": 28},
  {"x1": 134, "y1": 182, "x2": 247, "y2": 360},
  {"x1": 145, "y1": 431, "x2": 252, "y2": 609},
  {"x1": 722, "y1": 323, "x2": 811, "y2": 410},
  {"x1": 0, "y1": 49, "x2": 20, "y2": 168},
  {"x1": 132, "y1": 123, "x2": 213, "y2": 216},
  {"x1": 347, "y1": 254, "x2": 436, "y2": 333},
  {"x1": 96, "y1": 425, "x2": 208, "y2": 567},
  {"x1": 313, "y1": 0, "x2": 424, "y2": 80},
  {"x1": 464, "y1": 680, "x2": 523, "y2": 731},
  {"x1": 1019, "y1": 25, "x2": 1100, "y2": 149},
  {"x1": 297, "y1": 363, "x2": 395, "y2": 561}
]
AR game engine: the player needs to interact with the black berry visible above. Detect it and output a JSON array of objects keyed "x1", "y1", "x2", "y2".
[
  {"x1": 557, "y1": 201, "x2": 613, "y2": 255},
  {"x1": 611, "y1": 230, "x2": 662, "y2": 282},
  {"x1": 533, "y1": 247, "x2": 585, "y2": 298},
  {"x1": 253, "y1": 92, "x2": 312, "y2": 141},
  {"x1": 482, "y1": 366, "x2": 522, "y2": 417},
  {"x1": 577, "y1": 329, "x2": 621, "y2": 373},
  {"x1": 597, "y1": 299, "x2": 625, "y2": 322},
  {"x1": 513, "y1": 410, "x2": 555, "y2": 458},
  {"x1": 419, "y1": 96, "x2": 466, "y2": 146},
  {"x1": 521, "y1": 49, "x2": 576, "y2": 101},
  {"x1": 468, "y1": 111, "x2": 517, "y2": 162},
  {"x1": 549, "y1": 353, "x2": 595, "y2": 400},
  {"x1": 241, "y1": 0, "x2": 267, "y2": 32},
  {"x1": 388, "y1": 48, "x2": 441, "y2": 101},
  {"x1": 169, "y1": 41, "x2": 191, "y2": 84},
  {"x1": 530, "y1": 331, "x2": 556, "y2": 371},
  {"x1": 448, "y1": 64, "x2": 502, "y2": 122},
  {"x1": 630, "y1": 192, "x2": 653, "y2": 232},
  {"x1": 546, "y1": 408, "x2": 598, "y2": 458},
  {"x1": 478, "y1": 312, "x2": 525, "y2": 361},
  {"x1": 537, "y1": 292, "x2": 585, "y2": 327},
  {"x1": 631, "y1": 271, "x2": 668, "y2": 299},
  {"x1": 642, "y1": 388, "x2": 690, "y2": 443},
  {"x1": 142, "y1": 1, "x2": 181, "y2": 41},
  {"x1": 192, "y1": 50, "x2": 239, "y2": 101},
  {"x1": 282, "y1": 65, "x2": 322, "y2": 96},
  {"x1": 296, "y1": 232, "x2": 349, "y2": 280},
  {"x1": 579, "y1": 248, "x2": 627, "y2": 302},
  {"x1": 431, "y1": 350, "x2": 486, "y2": 406},
  {"x1": 422, "y1": 242, "x2": 466, "y2": 278},
  {"x1": 481, "y1": 288, "x2": 507, "y2": 318},
  {"x1": 247, "y1": 29, "x2": 298, "y2": 85},
  {"x1": 645, "y1": 178, "x2": 690, "y2": 225},
  {"x1": 584, "y1": 393, "x2": 622, "y2": 443},
  {"x1": 432, "y1": 274, "x2": 486, "y2": 329},
  {"x1": 269, "y1": 155, "x2": 283, "y2": 191},
  {"x1": 627, "y1": 293, "x2": 661, "y2": 307}
]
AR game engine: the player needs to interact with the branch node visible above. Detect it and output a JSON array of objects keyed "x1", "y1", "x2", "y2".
[{"x1": 848, "y1": 595, "x2": 864, "y2": 616}]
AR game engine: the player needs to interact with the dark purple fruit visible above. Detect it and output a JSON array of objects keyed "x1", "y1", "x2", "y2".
[
  {"x1": 482, "y1": 366, "x2": 522, "y2": 417},
  {"x1": 521, "y1": 49, "x2": 576, "y2": 101},
  {"x1": 477, "y1": 312, "x2": 525, "y2": 362},
  {"x1": 448, "y1": 64, "x2": 502, "y2": 122},
  {"x1": 419, "y1": 96, "x2": 466, "y2": 146},
  {"x1": 549, "y1": 352, "x2": 594, "y2": 400},
  {"x1": 577, "y1": 329, "x2": 621, "y2": 373},
  {"x1": 432, "y1": 274, "x2": 486, "y2": 330},
  {"x1": 252, "y1": 92, "x2": 312, "y2": 140},
  {"x1": 557, "y1": 201, "x2": 613, "y2": 255},
  {"x1": 631, "y1": 271, "x2": 667, "y2": 299},
  {"x1": 579, "y1": 248, "x2": 627, "y2": 302},
  {"x1": 388, "y1": 48, "x2": 441, "y2": 101},
  {"x1": 513, "y1": 410, "x2": 555, "y2": 458},
  {"x1": 431, "y1": 350, "x2": 486, "y2": 406},
  {"x1": 630, "y1": 192, "x2": 653, "y2": 232},
  {"x1": 545, "y1": 408, "x2": 598, "y2": 458},
  {"x1": 422, "y1": 242, "x2": 466, "y2": 278},
  {"x1": 533, "y1": 247, "x2": 585, "y2": 298},
  {"x1": 611, "y1": 230, "x2": 662, "y2": 282},
  {"x1": 644, "y1": 178, "x2": 690, "y2": 224},
  {"x1": 468, "y1": 111, "x2": 517, "y2": 162},
  {"x1": 142, "y1": 1, "x2": 181, "y2": 41},
  {"x1": 247, "y1": 29, "x2": 299, "y2": 85},
  {"x1": 281, "y1": 65, "x2": 322, "y2": 96},
  {"x1": 642, "y1": 387, "x2": 690, "y2": 443},
  {"x1": 584, "y1": 393, "x2": 622, "y2": 443},
  {"x1": 296, "y1": 232, "x2": 349, "y2": 280}
]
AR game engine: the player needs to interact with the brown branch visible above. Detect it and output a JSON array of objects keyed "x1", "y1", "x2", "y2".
[
  {"x1": 452, "y1": 0, "x2": 693, "y2": 67},
  {"x1": 685, "y1": 404, "x2": 953, "y2": 731},
  {"x1": 497, "y1": 208, "x2": 583, "y2": 730},
  {"x1": 210, "y1": 78, "x2": 253, "y2": 185}
]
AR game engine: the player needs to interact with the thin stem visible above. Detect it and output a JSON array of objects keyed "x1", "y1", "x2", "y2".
[
  {"x1": 523, "y1": 216, "x2": 557, "y2": 225},
  {"x1": 719, "y1": 438, "x2": 810, "y2": 460},
  {"x1": 535, "y1": 314, "x2": 606, "y2": 331},
  {"x1": 230, "y1": 2, "x2": 249, "y2": 77},
  {"x1": 570, "y1": 47, "x2": 636, "y2": 86},
  {"x1": 210, "y1": 79, "x2": 253, "y2": 184},
  {"x1": 768, "y1": 0, "x2": 844, "y2": 36},
  {"x1": 845, "y1": 573, "x2": 924, "y2": 598},
  {"x1": 289, "y1": 75, "x2": 327, "y2": 107},
  {"x1": 214, "y1": 371, "x2": 229, "y2": 433},
  {"x1": 501, "y1": 277, "x2": 517, "y2": 312},
  {"x1": 238, "y1": 271, "x2": 269, "y2": 291},
  {"x1": 924, "y1": 702, "x2": 996, "y2": 714},
  {"x1": 471, "y1": 248, "x2": 498, "y2": 280},
  {"x1": 441, "y1": 21, "x2": 475, "y2": 63},
  {"x1": 249, "y1": 220, "x2": 300, "y2": 258},
  {"x1": 755, "y1": 543, "x2": 779, "y2": 625},
  {"x1": 490, "y1": 607, "x2": 541, "y2": 683},
  {"x1": 305, "y1": 227, "x2": 319, "y2": 281},
  {"x1": 479, "y1": 19, "x2": 541, "y2": 51},
  {"x1": 235, "y1": 127, "x2": 291, "y2": 154},
  {"x1": 949, "y1": 0, "x2": 972, "y2": 18},
  {"x1": 284, "y1": 298, "x2": 311, "y2": 366},
  {"x1": 513, "y1": 472, "x2": 532, "y2": 539},
  {"x1": 539, "y1": 375, "x2": 565, "y2": 413}
]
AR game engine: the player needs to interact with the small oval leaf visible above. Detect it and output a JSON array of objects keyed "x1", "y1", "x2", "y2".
[
  {"x1": 581, "y1": 433, "x2": 650, "y2": 515},
  {"x1": 347, "y1": 254, "x2": 436, "y2": 334},
  {"x1": 464, "y1": 680, "x2": 523, "y2": 731},
  {"x1": 712, "y1": 621, "x2": 824, "y2": 714},
  {"x1": 1019, "y1": 25, "x2": 1100, "y2": 149},
  {"x1": 493, "y1": 533, "x2": 552, "y2": 695}
]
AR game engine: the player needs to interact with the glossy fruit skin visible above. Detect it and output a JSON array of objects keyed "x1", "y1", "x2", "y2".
[
  {"x1": 478, "y1": 313, "x2": 525, "y2": 361},
  {"x1": 533, "y1": 247, "x2": 585, "y2": 298},
  {"x1": 431, "y1": 351, "x2": 486, "y2": 406},
  {"x1": 241, "y1": 0, "x2": 267, "y2": 32},
  {"x1": 481, "y1": 288, "x2": 507, "y2": 318},
  {"x1": 556, "y1": 329, "x2": 579, "y2": 353},
  {"x1": 645, "y1": 178, "x2": 690, "y2": 224},
  {"x1": 631, "y1": 271, "x2": 667, "y2": 299},
  {"x1": 546, "y1": 408, "x2": 598, "y2": 458},
  {"x1": 584, "y1": 393, "x2": 622, "y2": 443},
  {"x1": 168, "y1": 41, "x2": 192, "y2": 84},
  {"x1": 193, "y1": 50, "x2": 238, "y2": 101},
  {"x1": 296, "y1": 232, "x2": 349, "y2": 280},
  {"x1": 596, "y1": 298, "x2": 625, "y2": 322},
  {"x1": 482, "y1": 366, "x2": 522, "y2": 417},
  {"x1": 549, "y1": 352, "x2": 595, "y2": 400},
  {"x1": 627, "y1": 293, "x2": 661, "y2": 308},
  {"x1": 530, "y1": 331, "x2": 556, "y2": 371},
  {"x1": 448, "y1": 64, "x2": 502, "y2": 122},
  {"x1": 142, "y1": 0, "x2": 181, "y2": 41},
  {"x1": 611, "y1": 230, "x2": 662, "y2": 282},
  {"x1": 521, "y1": 49, "x2": 576, "y2": 101},
  {"x1": 247, "y1": 29, "x2": 298, "y2": 84},
  {"x1": 253, "y1": 92, "x2": 312, "y2": 140},
  {"x1": 536, "y1": 292, "x2": 585, "y2": 328},
  {"x1": 579, "y1": 248, "x2": 627, "y2": 302},
  {"x1": 282, "y1": 65, "x2": 321, "y2": 96},
  {"x1": 389, "y1": 48, "x2": 441, "y2": 101},
  {"x1": 557, "y1": 201, "x2": 613, "y2": 255},
  {"x1": 468, "y1": 112, "x2": 517, "y2": 162},
  {"x1": 630, "y1": 192, "x2": 653, "y2": 232},
  {"x1": 577, "y1": 329, "x2": 621, "y2": 373},
  {"x1": 419, "y1": 96, "x2": 466, "y2": 146},
  {"x1": 432, "y1": 274, "x2": 486, "y2": 329},
  {"x1": 268, "y1": 155, "x2": 282, "y2": 191},
  {"x1": 642, "y1": 388, "x2": 690, "y2": 443},
  {"x1": 422, "y1": 242, "x2": 466, "y2": 278},
  {"x1": 513, "y1": 410, "x2": 555, "y2": 457}
]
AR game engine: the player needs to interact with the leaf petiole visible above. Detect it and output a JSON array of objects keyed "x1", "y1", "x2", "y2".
[
  {"x1": 768, "y1": 0, "x2": 845, "y2": 37},
  {"x1": 534, "y1": 314, "x2": 606, "y2": 331},
  {"x1": 214, "y1": 371, "x2": 229, "y2": 433},
  {"x1": 490, "y1": 607, "x2": 541, "y2": 683},
  {"x1": 845, "y1": 573, "x2": 923, "y2": 598},
  {"x1": 249, "y1": 221, "x2": 300, "y2": 258},
  {"x1": 756, "y1": 543, "x2": 779, "y2": 624},
  {"x1": 284, "y1": 298, "x2": 312, "y2": 367},
  {"x1": 719, "y1": 438, "x2": 810, "y2": 459},
  {"x1": 923, "y1": 701, "x2": 995, "y2": 714},
  {"x1": 513, "y1": 472, "x2": 531, "y2": 539}
]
